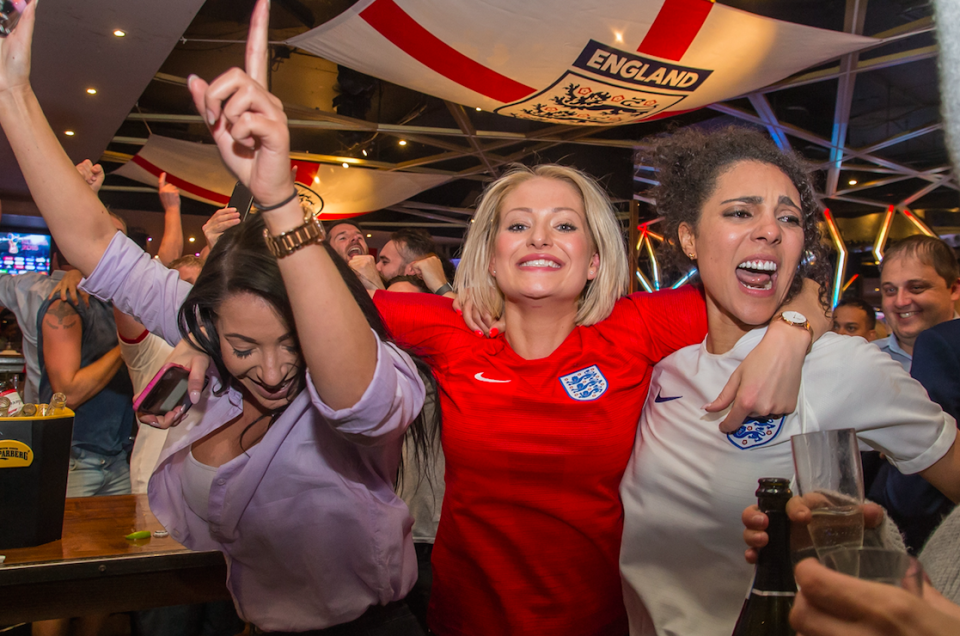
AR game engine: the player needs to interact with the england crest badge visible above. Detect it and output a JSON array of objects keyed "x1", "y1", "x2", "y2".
[
  {"x1": 727, "y1": 416, "x2": 786, "y2": 450},
  {"x1": 559, "y1": 365, "x2": 608, "y2": 401}
]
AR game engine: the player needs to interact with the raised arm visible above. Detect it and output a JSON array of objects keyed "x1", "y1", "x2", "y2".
[
  {"x1": 156, "y1": 172, "x2": 184, "y2": 266},
  {"x1": 0, "y1": 3, "x2": 118, "y2": 276},
  {"x1": 187, "y1": 0, "x2": 376, "y2": 409}
]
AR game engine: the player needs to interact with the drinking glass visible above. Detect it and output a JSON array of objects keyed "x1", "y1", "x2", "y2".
[
  {"x1": 821, "y1": 547, "x2": 925, "y2": 595},
  {"x1": 791, "y1": 428, "x2": 865, "y2": 556}
]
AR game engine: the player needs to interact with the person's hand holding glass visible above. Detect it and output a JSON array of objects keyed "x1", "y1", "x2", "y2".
[{"x1": 791, "y1": 428, "x2": 865, "y2": 556}]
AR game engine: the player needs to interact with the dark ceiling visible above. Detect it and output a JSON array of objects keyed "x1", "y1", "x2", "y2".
[{"x1": 7, "y1": 0, "x2": 957, "y2": 263}]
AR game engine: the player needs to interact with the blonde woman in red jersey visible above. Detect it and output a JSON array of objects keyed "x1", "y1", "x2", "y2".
[{"x1": 373, "y1": 164, "x2": 829, "y2": 636}]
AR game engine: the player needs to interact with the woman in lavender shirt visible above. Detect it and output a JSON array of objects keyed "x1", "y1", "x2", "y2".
[{"x1": 0, "y1": 2, "x2": 428, "y2": 633}]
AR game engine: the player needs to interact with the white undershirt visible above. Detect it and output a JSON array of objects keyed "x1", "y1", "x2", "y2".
[{"x1": 182, "y1": 449, "x2": 218, "y2": 522}]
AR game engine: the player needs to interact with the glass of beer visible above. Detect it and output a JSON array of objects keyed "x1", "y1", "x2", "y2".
[{"x1": 791, "y1": 428, "x2": 865, "y2": 556}]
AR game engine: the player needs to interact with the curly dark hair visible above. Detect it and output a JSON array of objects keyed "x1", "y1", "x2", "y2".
[{"x1": 641, "y1": 125, "x2": 831, "y2": 305}]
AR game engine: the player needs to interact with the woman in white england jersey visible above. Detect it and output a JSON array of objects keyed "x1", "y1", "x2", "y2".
[{"x1": 618, "y1": 126, "x2": 960, "y2": 636}]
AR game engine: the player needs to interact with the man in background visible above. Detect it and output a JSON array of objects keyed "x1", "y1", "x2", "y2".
[
  {"x1": 326, "y1": 219, "x2": 369, "y2": 262},
  {"x1": 831, "y1": 297, "x2": 878, "y2": 341},
  {"x1": 349, "y1": 228, "x2": 456, "y2": 297},
  {"x1": 873, "y1": 235, "x2": 960, "y2": 371},
  {"x1": 869, "y1": 234, "x2": 960, "y2": 552}
]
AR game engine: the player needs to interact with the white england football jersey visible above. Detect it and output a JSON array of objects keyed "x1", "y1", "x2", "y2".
[{"x1": 619, "y1": 328, "x2": 957, "y2": 636}]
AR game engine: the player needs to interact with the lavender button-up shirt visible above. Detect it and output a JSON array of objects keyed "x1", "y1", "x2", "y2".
[{"x1": 82, "y1": 233, "x2": 425, "y2": 630}]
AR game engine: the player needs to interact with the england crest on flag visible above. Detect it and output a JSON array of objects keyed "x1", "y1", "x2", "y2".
[
  {"x1": 727, "y1": 416, "x2": 786, "y2": 450},
  {"x1": 560, "y1": 365, "x2": 608, "y2": 401}
]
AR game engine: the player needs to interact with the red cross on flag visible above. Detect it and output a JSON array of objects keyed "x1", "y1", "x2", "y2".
[{"x1": 288, "y1": 0, "x2": 874, "y2": 125}]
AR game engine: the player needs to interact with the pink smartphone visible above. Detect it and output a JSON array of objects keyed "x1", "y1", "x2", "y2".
[{"x1": 133, "y1": 363, "x2": 202, "y2": 417}]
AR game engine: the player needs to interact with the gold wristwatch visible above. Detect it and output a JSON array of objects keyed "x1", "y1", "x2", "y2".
[
  {"x1": 263, "y1": 209, "x2": 325, "y2": 258},
  {"x1": 777, "y1": 310, "x2": 813, "y2": 353}
]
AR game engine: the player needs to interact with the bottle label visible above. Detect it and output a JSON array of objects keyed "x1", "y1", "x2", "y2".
[{"x1": 1, "y1": 388, "x2": 24, "y2": 415}]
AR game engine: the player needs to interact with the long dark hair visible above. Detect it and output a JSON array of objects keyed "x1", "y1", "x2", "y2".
[{"x1": 177, "y1": 213, "x2": 438, "y2": 465}]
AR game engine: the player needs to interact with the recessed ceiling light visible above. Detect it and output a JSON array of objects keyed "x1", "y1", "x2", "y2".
[
  {"x1": 86, "y1": 88, "x2": 97, "y2": 95},
  {"x1": 342, "y1": 162, "x2": 349, "y2": 168},
  {"x1": 848, "y1": 179, "x2": 858, "y2": 185},
  {"x1": 313, "y1": 176, "x2": 320, "y2": 184},
  {"x1": 113, "y1": 29, "x2": 126, "y2": 37},
  {"x1": 64, "y1": 130, "x2": 75, "y2": 136},
  {"x1": 362, "y1": 149, "x2": 368, "y2": 156},
  {"x1": 188, "y1": 237, "x2": 196, "y2": 243},
  {"x1": 147, "y1": 237, "x2": 153, "y2": 242},
  {"x1": 476, "y1": 107, "x2": 482, "y2": 111},
  {"x1": 398, "y1": 140, "x2": 407, "y2": 146},
  {"x1": 614, "y1": 32, "x2": 624, "y2": 43},
  {"x1": 366, "y1": 234, "x2": 372, "y2": 238}
]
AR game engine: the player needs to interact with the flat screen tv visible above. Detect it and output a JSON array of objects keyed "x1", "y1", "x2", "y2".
[{"x1": 0, "y1": 232, "x2": 51, "y2": 276}]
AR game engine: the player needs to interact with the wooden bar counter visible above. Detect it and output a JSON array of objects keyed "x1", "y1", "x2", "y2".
[{"x1": 0, "y1": 495, "x2": 230, "y2": 623}]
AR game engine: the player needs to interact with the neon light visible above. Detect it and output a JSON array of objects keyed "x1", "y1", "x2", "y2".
[
  {"x1": 635, "y1": 269, "x2": 654, "y2": 293},
  {"x1": 873, "y1": 205, "x2": 896, "y2": 263},
  {"x1": 671, "y1": 268, "x2": 698, "y2": 289},
  {"x1": 841, "y1": 273, "x2": 859, "y2": 292},
  {"x1": 643, "y1": 234, "x2": 661, "y2": 290},
  {"x1": 822, "y1": 208, "x2": 847, "y2": 309},
  {"x1": 901, "y1": 208, "x2": 937, "y2": 237}
]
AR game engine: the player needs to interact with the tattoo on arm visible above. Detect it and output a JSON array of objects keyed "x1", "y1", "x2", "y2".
[{"x1": 44, "y1": 300, "x2": 79, "y2": 330}]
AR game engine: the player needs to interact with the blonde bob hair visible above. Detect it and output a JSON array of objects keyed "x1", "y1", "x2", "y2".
[{"x1": 454, "y1": 164, "x2": 628, "y2": 327}]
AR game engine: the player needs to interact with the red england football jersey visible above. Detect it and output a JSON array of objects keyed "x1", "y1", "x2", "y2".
[{"x1": 375, "y1": 287, "x2": 706, "y2": 636}]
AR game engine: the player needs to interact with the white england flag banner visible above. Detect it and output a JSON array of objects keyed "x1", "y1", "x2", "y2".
[
  {"x1": 113, "y1": 135, "x2": 450, "y2": 219},
  {"x1": 288, "y1": 0, "x2": 874, "y2": 126}
]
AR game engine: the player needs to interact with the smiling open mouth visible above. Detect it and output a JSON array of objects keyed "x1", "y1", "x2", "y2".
[
  {"x1": 520, "y1": 258, "x2": 561, "y2": 269},
  {"x1": 249, "y1": 376, "x2": 293, "y2": 399},
  {"x1": 346, "y1": 245, "x2": 365, "y2": 258},
  {"x1": 736, "y1": 260, "x2": 778, "y2": 291}
]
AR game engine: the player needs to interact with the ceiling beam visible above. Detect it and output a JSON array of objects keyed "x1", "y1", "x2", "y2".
[
  {"x1": 833, "y1": 173, "x2": 914, "y2": 195},
  {"x1": 384, "y1": 206, "x2": 469, "y2": 226},
  {"x1": 124, "y1": 113, "x2": 642, "y2": 149},
  {"x1": 823, "y1": 194, "x2": 895, "y2": 209},
  {"x1": 397, "y1": 201, "x2": 475, "y2": 217},
  {"x1": 445, "y1": 101, "x2": 499, "y2": 177},
  {"x1": 708, "y1": 103, "x2": 957, "y2": 190},
  {"x1": 747, "y1": 93, "x2": 792, "y2": 151},
  {"x1": 826, "y1": 0, "x2": 869, "y2": 197},
  {"x1": 760, "y1": 44, "x2": 937, "y2": 94},
  {"x1": 899, "y1": 175, "x2": 953, "y2": 208},
  {"x1": 854, "y1": 122, "x2": 943, "y2": 155}
]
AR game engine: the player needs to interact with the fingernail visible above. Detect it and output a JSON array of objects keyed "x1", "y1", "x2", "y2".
[
  {"x1": 752, "y1": 515, "x2": 764, "y2": 525},
  {"x1": 455, "y1": 308, "x2": 462, "y2": 315},
  {"x1": 190, "y1": 390, "x2": 201, "y2": 404},
  {"x1": 206, "y1": 110, "x2": 216, "y2": 126},
  {"x1": 475, "y1": 330, "x2": 483, "y2": 337},
  {"x1": 489, "y1": 328, "x2": 499, "y2": 337}
]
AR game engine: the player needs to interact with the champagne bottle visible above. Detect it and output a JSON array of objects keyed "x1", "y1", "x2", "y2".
[{"x1": 731, "y1": 477, "x2": 796, "y2": 636}]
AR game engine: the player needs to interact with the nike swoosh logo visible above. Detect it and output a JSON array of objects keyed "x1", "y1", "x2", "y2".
[
  {"x1": 654, "y1": 389, "x2": 682, "y2": 403},
  {"x1": 474, "y1": 372, "x2": 511, "y2": 384}
]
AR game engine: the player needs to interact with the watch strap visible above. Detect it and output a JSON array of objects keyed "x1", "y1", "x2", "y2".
[
  {"x1": 263, "y1": 211, "x2": 325, "y2": 258},
  {"x1": 434, "y1": 282, "x2": 454, "y2": 296},
  {"x1": 777, "y1": 312, "x2": 814, "y2": 354}
]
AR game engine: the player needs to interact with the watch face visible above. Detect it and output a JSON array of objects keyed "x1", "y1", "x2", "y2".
[{"x1": 782, "y1": 310, "x2": 807, "y2": 324}]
